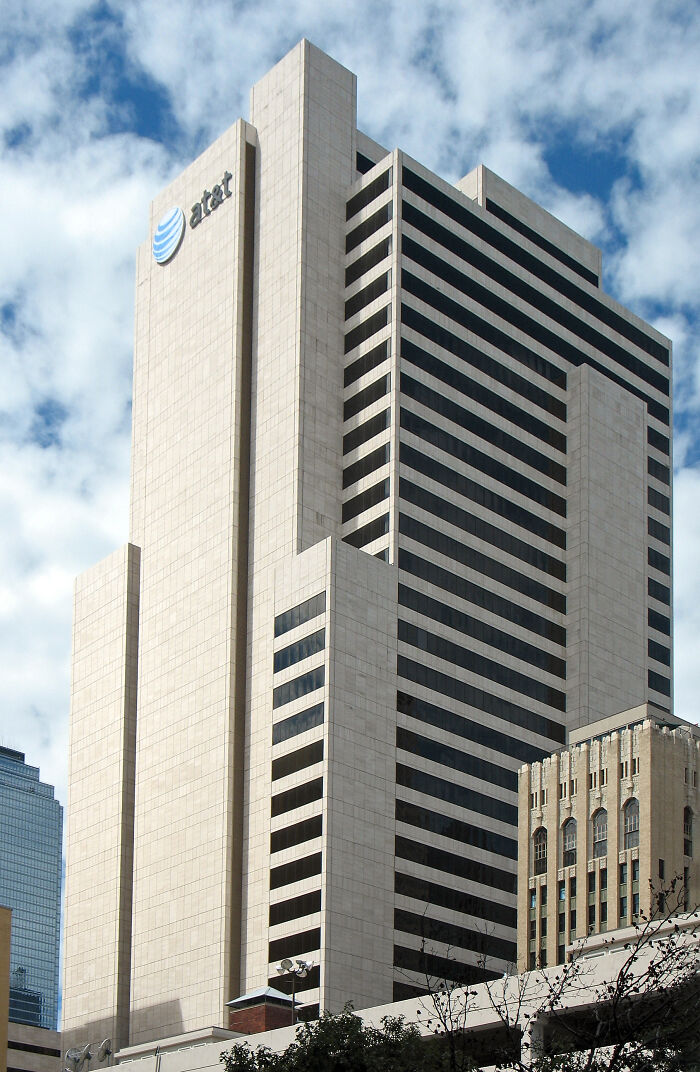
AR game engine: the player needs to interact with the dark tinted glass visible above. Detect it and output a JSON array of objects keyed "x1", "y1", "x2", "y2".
[
  {"x1": 484, "y1": 195, "x2": 598, "y2": 285},
  {"x1": 268, "y1": 965, "x2": 320, "y2": 996},
  {"x1": 648, "y1": 609, "x2": 670, "y2": 636},
  {"x1": 648, "y1": 456, "x2": 670, "y2": 484},
  {"x1": 347, "y1": 167, "x2": 391, "y2": 220},
  {"x1": 271, "y1": 740, "x2": 324, "y2": 782},
  {"x1": 269, "y1": 889, "x2": 321, "y2": 926},
  {"x1": 396, "y1": 834, "x2": 517, "y2": 893},
  {"x1": 345, "y1": 240, "x2": 391, "y2": 288},
  {"x1": 648, "y1": 487, "x2": 670, "y2": 514},
  {"x1": 346, "y1": 202, "x2": 392, "y2": 253},
  {"x1": 271, "y1": 815, "x2": 323, "y2": 854},
  {"x1": 399, "y1": 584, "x2": 565, "y2": 677},
  {"x1": 272, "y1": 703, "x2": 324, "y2": 746},
  {"x1": 398, "y1": 654, "x2": 566, "y2": 742},
  {"x1": 342, "y1": 479, "x2": 389, "y2": 523},
  {"x1": 397, "y1": 725, "x2": 517, "y2": 791},
  {"x1": 274, "y1": 629, "x2": 325, "y2": 674},
  {"x1": 343, "y1": 444, "x2": 389, "y2": 489},
  {"x1": 343, "y1": 513, "x2": 389, "y2": 548},
  {"x1": 342, "y1": 409, "x2": 390, "y2": 455},
  {"x1": 648, "y1": 517, "x2": 670, "y2": 545},
  {"x1": 648, "y1": 639, "x2": 671, "y2": 667},
  {"x1": 356, "y1": 152, "x2": 376, "y2": 174},
  {"x1": 344, "y1": 307, "x2": 390, "y2": 355},
  {"x1": 344, "y1": 340, "x2": 388, "y2": 388},
  {"x1": 273, "y1": 666, "x2": 325, "y2": 710},
  {"x1": 271, "y1": 777, "x2": 323, "y2": 818},
  {"x1": 648, "y1": 577, "x2": 670, "y2": 605},
  {"x1": 344, "y1": 374, "x2": 390, "y2": 420},
  {"x1": 648, "y1": 670, "x2": 671, "y2": 696},
  {"x1": 345, "y1": 272, "x2": 389, "y2": 320},
  {"x1": 397, "y1": 690, "x2": 552, "y2": 763},
  {"x1": 275, "y1": 592, "x2": 326, "y2": 637},
  {"x1": 396, "y1": 762, "x2": 517, "y2": 824},
  {"x1": 396, "y1": 798, "x2": 518, "y2": 859},
  {"x1": 269, "y1": 928, "x2": 321, "y2": 963},
  {"x1": 270, "y1": 852, "x2": 323, "y2": 890},
  {"x1": 648, "y1": 548, "x2": 670, "y2": 576},
  {"x1": 395, "y1": 908, "x2": 516, "y2": 962},
  {"x1": 647, "y1": 426, "x2": 669, "y2": 454},
  {"x1": 393, "y1": 944, "x2": 497, "y2": 984}
]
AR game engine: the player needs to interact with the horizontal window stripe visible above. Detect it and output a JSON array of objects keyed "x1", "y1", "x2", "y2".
[
  {"x1": 484, "y1": 195, "x2": 598, "y2": 286},
  {"x1": 399, "y1": 584, "x2": 565, "y2": 678},
  {"x1": 344, "y1": 339, "x2": 388, "y2": 388},
  {"x1": 393, "y1": 944, "x2": 499, "y2": 984},
  {"x1": 648, "y1": 670, "x2": 671, "y2": 697},
  {"x1": 648, "y1": 516, "x2": 670, "y2": 545},
  {"x1": 346, "y1": 202, "x2": 392, "y2": 253},
  {"x1": 402, "y1": 336, "x2": 566, "y2": 453},
  {"x1": 272, "y1": 703, "x2": 324, "y2": 746},
  {"x1": 399, "y1": 548, "x2": 565, "y2": 646},
  {"x1": 271, "y1": 778, "x2": 323, "y2": 819},
  {"x1": 397, "y1": 655, "x2": 566, "y2": 742},
  {"x1": 397, "y1": 690, "x2": 554, "y2": 763},
  {"x1": 268, "y1": 965, "x2": 320, "y2": 996},
  {"x1": 275, "y1": 592, "x2": 326, "y2": 638},
  {"x1": 396, "y1": 834, "x2": 517, "y2": 893},
  {"x1": 343, "y1": 512, "x2": 389, "y2": 548},
  {"x1": 343, "y1": 443, "x2": 389, "y2": 489},
  {"x1": 270, "y1": 852, "x2": 323, "y2": 890},
  {"x1": 342, "y1": 478, "x2": 389, "y2": 523},
  {"x1": 344, "y1": 306, "x2": 390, "y2": 354},
  {"x1": 345, "y1": 239, "x2": 391, "y2": 288},
  {"x1": 402, "y1": 303, "x2": 566, "y2": 418},
  {"x1": 269, "y1": 889, "x2": 321, "y2": 926},
  {"x1": 396, "y1": 798, "x2": 518, "y2": 859},
  {"x1": 648, "y1": 547, "x2": 670, "y2": 576},
  {"x1": 395, "y1": 908, "x2": 516, "y2": 963},
  {"x1": 345, "y1": 271, "x2": 390, "y2": 320},
  {"x1": 648, "y1": 456, "x2": 670, "y2": 484},
  {"x1": 269, "y1": 927, "x2": 321, "y2": 964},
  {"x1": 648, "y1": 486, "x2": 670, "y2": 515},
  {"x1": 648, "y1": 609, "x2": 670, "y2": 636},
  {"x1": 271, "y1": 740, "x2": 324, "y2": 782},
  {"x1": 399, "y1": 511, "x2": 566, "y2": 612},
  {"x1": 402, "y1": 372, "x2": 566, "y2": 484},
  {"x1": 347, "y1": 167, "x2": 392, "y2": 220},
  {"x1": 648, "y1": 577, "x2": 670, "y2": 605},
  {"x1": 396, "y1": 762, "x2": 516, "y2": 825},
  {"x1": 344, "y1": 374, "x2": 390, "y2": 420},
  {"x1": 343, "y1": 409, "x2": 390, "y2": 455},
  {"x1": 400, "y1": 476, "x2": 566, "y2": 578},
  {"x1": 648, "y1": 639, "x2": 671, "y2": 667},
  {"x1": 270, "y1": 814, "x2": 323, "y2": 854},
  {"x1": 274, "y1": 629, "x2": 325, "y2": 674},
  {"x1": 273, "y1": 666, "x2": 325, "y2": 710},
  {"x1": 648, "y1": 426, "x2": 670, "y2": 455},
  {"x1": 397, "y1": 726, "x2": 516, "y2": 791}
]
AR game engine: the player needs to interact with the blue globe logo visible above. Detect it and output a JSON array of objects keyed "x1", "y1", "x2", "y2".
[{"x1": 152, "y1": 206, "x2": 185, "y2": 264}]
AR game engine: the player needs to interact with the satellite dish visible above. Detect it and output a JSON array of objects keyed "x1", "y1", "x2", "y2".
[
  {"x1": 279, "y1": 958, "x2": 293, "y2": 971},
  {"x1": 97, "y1": 1040, "x2": 112, "y2": 1062},
  {"x1": 65, "y1": 1043, "x2": 92, "y2": 1072}
]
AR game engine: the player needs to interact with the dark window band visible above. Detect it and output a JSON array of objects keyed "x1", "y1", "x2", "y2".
[
  {"x1": 344, "y1": 306, "x2": 390, "y2": 355},
  {"x1": 271, "y1": 815, "x2": 323, "y2": 855},
  {"x1": 397, "y1": 690, "x2": 553, "y2": 763},
  {"x1": 485, "y1": 196, "x2": 598, "y2": 286},
  {"x1": 648, "y1": 639, "x2": 671, "y2": 667},
  {"x1": 343, "y1": 409, "x2": 390, "y2": 455},
  {"x1": 275, "y1": 592, "x2": 326, "y2": 638},
  {"x1": 343, "y1": 443, "x2": 389, "y2": 489},
  {"x1": 400, "y1": 475, "x2": 567, "y2": 579},
  {"x1": 648, "y1": 670, "x2": 671, "y2": 697},
  {"x1": 648, "y1": 456, "x2": 670, "y2": 485},
  {"x1": 356, "y1": 151, "x2": 375, "y2": 175},
  {"x1": 399, "y1": 510, "x2": 566, "y2": 612},
  {"x1": 648, "y1": 609, "x2": 670, "y2": 636},
  {"x1": 402, "y1": 303, "x2": 566, "y2": 419},
  {"x1": 271, "y1": 777, "x2": 323, "y2": 818},
  {"x1": 397, "y1": 762, "x2": 517, "y2": 825},
  {"x1": 396, "y1": 834, "x2": 516, "y2": 894},
  {"x1": 397, "y1": 654, "x2": 566, "y2": 742},
  {"x1": 344, "y1": 340, "x2": 388, "y2": 388},
  {"x1": 395, "y1": 908, "x2": 516, "y2": 963},
  {"x1": 268, "y1": 966, "x2": 320, "y2": 996},
  {"x1": 274, "y1": 629, "x2": 325, "y2": 674},
  {"x1": 269, "y1": 928, "x2": 321, "y2": 964},
  {"x1": 396, "y1": 798, "x2": 518, "y2": 860},
  {"x1": 271, "y1": 740, "x2": 324, "y2": 782},
  {"x1": 346, "y1": 202, "x2": 392, "y2": 253},
  {"x1": 393, "y1": 944, "x2": 499, "y2": 984},
  {"x1": 648, "y1": 517, "x2": 670, "y2": 545},
  {"x1": 270, "y1": 889, "x2": 321, "y2": 926},
  {"x1": 402, "y1": 337, "x2": 566, "y2": 453},
  {"x1": 344, "y1": 374, "x2": 390, "y2": 420},
  {"x1": 648, "y1": 486, "x2": 670, "y2": 515},
  {"x1": 402, "y1": 374, "x2": 566, "y2": 485},
  {"x1": 648, "y1": 547, "x2": 670, "y2": 576},
  {"x1": 648, "y1": 577, "x2": 670, "y2": 606},
  {"x1": 273, "y1": 666, "x2": 325, "y2": 710},
  {"x1": 270, "y1": 852, "x2": 323, "y2": 890},
  {"x1": 397, "y1": 725, "x2": 517, "y2": 791},
  {"x1": 399, "y1": 548, "x2": 566, "y2": 646},
  {"x1": 399, "y1": 584, "x2": 565, "y2": 678},
  {"x1": 648, "y1": 426, "x2": 669, "y2": 455},
  {"x1": 272, "y1": 702, "x2": 324, "y2": 746},
  {"x1": 342, "y1": 479, "x2": 389, "y2": 523},
  {"x1": 345, "y1": 272, "x2": 390, "y2": 320},
  {"x1": 346, "y1": 239, "x2": 391, "y2": 289},
  {"x1": 347, "y1": 168, "x2": 391, "y2": 220},
  {"x1": 343, "y1": 513, "x2": 389, "y2": 548}
]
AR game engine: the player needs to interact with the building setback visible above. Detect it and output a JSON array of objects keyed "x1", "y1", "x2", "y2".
[
  {"x1": 63, "y1": 40, "x2": 673, "y2": 1051},
  {"x1": 518, "y1": 707, "x2": 699, "y2": 971},
  {"x1": 0, "y1": 747, "x2": 62, "y2": 1031}
]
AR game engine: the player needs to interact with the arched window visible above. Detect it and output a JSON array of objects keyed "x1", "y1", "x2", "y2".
[
  {"x1": 562, "y1": 818, "x2": 577, "y2": 867},
  {"x1": 592, "y1": 808, "x2": 608, "y2": 859},
  {"x1": 623, "y1": 798, "x2": 640, "y2": 849},
  {"x1": 533, "y1": 828, "x2": 547, "y2": 875},
  {"x1": 684, "y1": 807, "x2": 693, "y2": 858}
]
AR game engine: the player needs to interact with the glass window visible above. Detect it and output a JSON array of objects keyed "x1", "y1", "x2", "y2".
[
  {"x1": 600, "y1": 868, "x2": 607, "y2": 891},
  {"x1": 623, "y1": 798, "x2": 640, "y2": 849},
  {"x1": 588, "y1": 871, "x2": 596, "y2": 894},
  {"x1": 588, "y1": 904, "x2": 595, "y2": 929},
  {"x1": 529, "y1": 888, "x2": 536, "y2": 909},
  {"x1": 684, "y1": 807, "x2": 693, "y2": 857},
  {"x1": 620, "y1": 896, "x2": 628, "y2": 919},
  {"x1": 620, "y1": 862, "x2": 628, "y2": 885},
  {"x1": 632, "y1": 893, "x2": 640, "y2": 917},
  {"x1": 529, "y1": 919, "x2": 536, "y2": 939},
  {"x1": 570, "y1": 877, "x2": 577, "y2": 898},
  {"x1": 558, "y1": 880, "x2": 566, "y2": 901},
  {"x1": 570, "y1": 908, "x2": 576, "y2": 933},
  {"x1": 632, "y1": 859, "x2": 640, "y2": 883},
  {"x1": 533, "y1": 828, "x2": 547, "y2": 875},
  {"x1": 562, "y1": 818, "x2": 577, "y2": 866},
  {"x1": 592, "y1": 808, "x2": 608, "y2": 858},
  {"x1": 540, "y1": 885, "x2": 547, "y2": 906}
]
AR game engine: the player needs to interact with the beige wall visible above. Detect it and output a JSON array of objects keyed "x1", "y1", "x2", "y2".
[{"x1": 7, "y1": 1022, "x2": 61, "y2": 1072}]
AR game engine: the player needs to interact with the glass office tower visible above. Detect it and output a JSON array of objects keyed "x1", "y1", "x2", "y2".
[{"x1": 0, "y1": 746, "x2": 63, "y2": 1029}]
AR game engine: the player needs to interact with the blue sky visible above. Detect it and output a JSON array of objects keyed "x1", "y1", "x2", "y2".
[{"x1": 1, "y1": 0, "x2": 699, "y2": 804}]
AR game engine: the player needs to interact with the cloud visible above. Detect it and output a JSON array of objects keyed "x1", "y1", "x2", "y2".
[{"x1": 1, "y1": 0, "x2": 700, "y2": 807}]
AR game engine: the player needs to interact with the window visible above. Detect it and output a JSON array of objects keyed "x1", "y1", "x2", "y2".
[
  {"x1": 620, "y1": 760, "x2": 629, "y2": 779},
  {"x1": 632, "y1": 757, "x2": 640, "y2": 776},
  {"x1": 600, "y1": 868, "x2": 607, "y2": 891},
  {"x1": 620, "y1": 896, "x2": 628, "y2": 919},
  {"x1": 533, "y1": 828, "x2": 547, "y2": 875},
  {"x1": 588, "y1": 904, "x2": 596, "y2": 930},
  {"x1": 530, "y1": 792, "x2": 538, "y2": 809},
  {"x1": 623, "y1": 798, "x2": 640, "y2": 849},
  {"x1": 570, "y1": 778, "x2": 577, "y2": 796},
  {"x1": 600, "y1": 901, "x2": 608, "y2": 924},
  {"x1": 632, "y1": 893, "x2": 640, "y2": 917},
  {"x1": 592, "y1": 809, "x2": 608, "y2": 859},
  {"x1": 529, "y1": 888, "x2": 536, "y2": 909},
  {"x1": 570, "y1": 908, "x2": 576, "y2": 933},
  {"x1": 558, "y1": 912, "x2": 565, "y2": 934},
  {"x1": 589, "y1": 771, "x2": 597, "y2": 790},
  {"x1": 600, "y1": 768, "x2": 607, "y2": 787},
  {"x1": 541, "y1": 789, "x2": 548, "y2": 806},
  {"x1": 659, "y1": 859, "x2": 665, "y2": 881},
  {"x1": 540, "y1": 884, "x2": 548, "y2": 907},
  {"x1": 570, "y1": 877, "x2": 577, "y2": 898},
  {"x1": 632, "y1": 859, "x2": 639, "y2": 883},
  {"x1": 541, "y1": 917, "x2": 547, "y2": 937},
  {"x1": 620, "y1": 862, "x2": 628, "y2": 886},
  {"x1": 560, "y1": 782, "x2": 567, "y2": 799},
  {"x1": 588, "y1": 871, "x2": 596, "y2": 894},
  {"x1": 562, "y1": 818, "x2": 577, "y2": 867},
  {"x1": 684, "y1": 866, "x2": 690, "y2": 911},
  {"x1": 529, "y1": 919, "x2": 536, "y2": 939},
  {"x1": 558, "y1": 880, "x2": 566, "y2": 902},
  {"x1": 684, "y1": 808, "x2": 693, "y2": 857}
]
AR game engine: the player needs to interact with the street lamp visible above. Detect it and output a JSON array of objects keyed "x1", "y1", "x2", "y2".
[{"x1": 275, "y1": 958, "x2": 313, "y2": 1024}]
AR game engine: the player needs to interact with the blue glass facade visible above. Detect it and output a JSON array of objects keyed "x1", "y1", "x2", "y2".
[{"x1": 0, "y1": 745, "x2": 62, "y2": 1029}]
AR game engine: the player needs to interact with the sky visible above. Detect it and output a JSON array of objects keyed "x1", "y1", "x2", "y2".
[{"x1": 1, "y1": 0, "x2": 699, "y2": 807}]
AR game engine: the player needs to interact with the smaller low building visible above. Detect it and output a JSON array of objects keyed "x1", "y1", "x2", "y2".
[{"x1": 518, "y1": 704, "x2": 700, "y2": 971}]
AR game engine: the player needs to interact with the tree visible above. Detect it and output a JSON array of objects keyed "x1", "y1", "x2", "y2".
[{"x1": 219, "y1": 1006, "x2": 437, "y2": 1072}]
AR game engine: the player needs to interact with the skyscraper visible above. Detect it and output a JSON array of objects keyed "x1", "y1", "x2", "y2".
[
  {"x1": 63, "y1": 40, "x2": 672, "y2": 1051},
  {"x1": 0, "y1": 746, "x2": 62, "y2": 1030}
]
